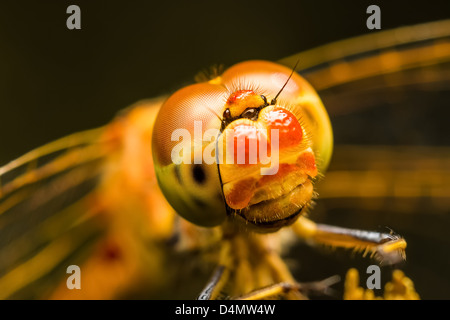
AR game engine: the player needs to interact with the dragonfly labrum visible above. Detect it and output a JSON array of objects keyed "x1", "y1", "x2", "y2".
[{"x1": 0, "y1": 19, "x2": 449, "y2": 299}]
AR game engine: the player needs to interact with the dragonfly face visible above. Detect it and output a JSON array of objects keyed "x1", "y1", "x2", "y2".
[{"x1": 152, "y1": 60, "x2": 333, "y2": 231}]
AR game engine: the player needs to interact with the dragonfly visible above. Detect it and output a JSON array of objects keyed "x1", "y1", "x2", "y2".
[{"x1": 0, "y1": 19, "x2": 449, "y2": 300}]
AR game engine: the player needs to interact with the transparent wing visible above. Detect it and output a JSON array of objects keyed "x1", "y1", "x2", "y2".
[
  {"x1": 0, "y1": 98, "x2": 169, "y2": 299},
  {"x1": 0, "y1": 127, "x2": 111, "y2": 298},
  {"x1": 280, "y1": 19, "x2": 450, "y2": 92}
]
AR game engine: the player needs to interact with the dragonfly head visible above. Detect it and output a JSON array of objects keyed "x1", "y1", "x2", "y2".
[{"x1": 152, "y1": 60, "x2": 333, "y2": 232}]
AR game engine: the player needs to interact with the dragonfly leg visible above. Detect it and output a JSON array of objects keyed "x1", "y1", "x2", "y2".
[
  {"x1": 197, "y1": 241, "x2": 231, "y2": 300},
  {"x1": 233, "y1": 275, "x2": 340, "y2": 300},
  {"x1": 292, "y1": 216, "x2": 407, "y2": 264},
  {"x1": 197, "y1": 265, "x2": 229, "y2": 300},
  {"x1": 235, "y1": 282, "x2": 301, "y2": 300}
]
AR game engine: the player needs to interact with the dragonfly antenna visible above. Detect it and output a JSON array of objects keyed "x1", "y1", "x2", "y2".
[{"x1": 270, "y1": 59, "x2": 300, "y2": 105}]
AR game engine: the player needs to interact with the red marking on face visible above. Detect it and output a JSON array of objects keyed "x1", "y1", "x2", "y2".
[
  {"x1": 227, "y1": 90, "x2": 255, "y2": 105},
  {"x1": 261, "y1": 107, "x2": 303, "y2": 149},
  {"x1": 225, "y1": 177, "x2": 257, "y2": 209},
  {"x1": 296, "y1": 151, "x2": 318, "y2": 177}
]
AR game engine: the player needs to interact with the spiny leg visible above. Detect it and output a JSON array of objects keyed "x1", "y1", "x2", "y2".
[
  {"x1": 197, "y1": 265, "x2": 228, "y2": 300},
  {"x1": 197, "y1": 241, "x2": 231, "y2": 300},
  {"x1": 292, "y1": 216, "x2": 407, "y2": 264},
  {"x1": 236, "y1": 282, "x2": 301, "y2": 300},
  {"x1": 234, "y1": 275, "x2": 341, "y2": 300}
]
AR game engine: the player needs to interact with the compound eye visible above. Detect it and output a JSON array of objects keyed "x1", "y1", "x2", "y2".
[{"x1": 152, "y1": 82, "x2": 228, "y2": 227}]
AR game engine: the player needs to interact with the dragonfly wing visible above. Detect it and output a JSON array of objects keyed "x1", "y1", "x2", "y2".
[
  {"x1": 0, "y1": 98, "x2": 177, "y2": 299},
  {"x1": 280, "y1": 19, "x2": 450, "y2": 91}
]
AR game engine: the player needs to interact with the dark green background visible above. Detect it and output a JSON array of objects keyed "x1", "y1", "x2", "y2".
[{"x1": 0, "y1": 0, "x2": 449, "y2": 299}]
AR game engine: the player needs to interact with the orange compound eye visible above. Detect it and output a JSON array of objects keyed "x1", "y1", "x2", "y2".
[
  {"x1": 221, "y1": 60, "x2": 311, "y2": 103},
  {"x1": 260, "y1": 107, "x2": 303, "y2": 149}
]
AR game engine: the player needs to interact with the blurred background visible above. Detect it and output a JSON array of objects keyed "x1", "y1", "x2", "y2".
[{"x1": 0, "y1": 0, "x2": 449, "y2": 299}]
